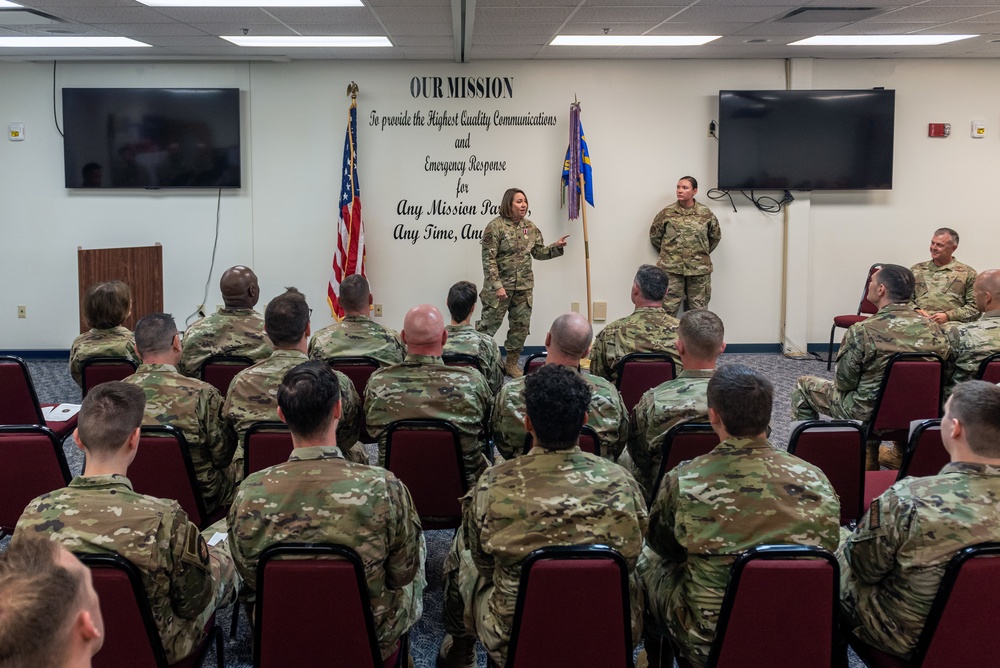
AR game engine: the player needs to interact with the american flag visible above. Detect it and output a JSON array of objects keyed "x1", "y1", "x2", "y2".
[{"x1": 327, "y1": 101, "x2": 366, "y2": 318}]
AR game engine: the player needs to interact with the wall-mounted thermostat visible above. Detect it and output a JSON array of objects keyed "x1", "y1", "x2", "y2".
[
  {"x1": 971, "y1": 120, "x2": 987, "y2": 138},
  {"x1": 8, "y1": 123, "x2": 25, "y2": 141}
]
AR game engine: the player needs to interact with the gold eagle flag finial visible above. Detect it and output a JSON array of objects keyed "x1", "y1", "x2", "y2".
[{"x1": 347, "y1": 81, "x2": 359, "y2": 101}]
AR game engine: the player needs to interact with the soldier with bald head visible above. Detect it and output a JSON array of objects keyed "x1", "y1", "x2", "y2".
[
  {"x1": 364, "y1": 304, "x2": 492, "y2": 487},
  {"x1": 179, "y1": 265, "x2": 272, "y2": 377},
  {"x1": 309, "y1": 274, "x2": 405, "y2": 368},
  {"x1": 491, "y1": 312, "x2": 628, "y2": 461},
  {"x1": 945, "y1": 269, "x2": 1000, "y2": 392}
]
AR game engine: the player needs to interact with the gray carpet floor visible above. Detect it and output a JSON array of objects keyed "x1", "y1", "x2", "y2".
[{"x1": 6, "y1": 353, "x2": 865, "y2": 668}]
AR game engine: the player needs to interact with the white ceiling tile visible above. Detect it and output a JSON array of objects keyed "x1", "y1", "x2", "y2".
[{"x1": 91, "y1": 21, "x2": 206, "y2": 35}]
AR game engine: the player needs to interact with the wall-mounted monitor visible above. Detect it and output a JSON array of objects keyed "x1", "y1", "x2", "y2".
[
  {"x1": 62, "y1": 88, "x2": 241, "y2": 189},
  {"x1": 717, "y1": 89, "x2": 895, "y2": 191}
]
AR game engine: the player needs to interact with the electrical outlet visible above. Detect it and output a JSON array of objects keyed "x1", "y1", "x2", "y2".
[
  {"x1": 17, "y1": 305, "x2": 26, "y2": 318},
  {"x1": 373, "y1": 304, "x2": 383, "y2": 317},
  {"x1": 593, "y1": 301, "x2": 607, "y2": 321},
  {"x1": 571, "y1": 302, "x2": 580, "y2": 313}
]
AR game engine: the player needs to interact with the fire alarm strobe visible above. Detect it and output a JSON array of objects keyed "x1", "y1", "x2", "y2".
[
  {"x1": 971, "y1": 120, "x2": 987, "y2": 139},
  {"x1": 928, "y1": 123, "x2": 950, "y2": 138},
  {"x1": 8, "y1": 123, "x2": 24, "y2": 141}
]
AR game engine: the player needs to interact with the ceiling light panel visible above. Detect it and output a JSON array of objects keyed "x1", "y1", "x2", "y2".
[
  {"x1": 791, "y1": 35, "x2": 978, "y2": 46},
  {"x1": 138, "y1": 1, "x2": 363, "y2": 6},
  {"x1": 551, "y1": 35, "x2": 721, "y2": 46},
  {"x1": 0, "y1": 36, "x2": 151, "y2": 47},
  {"x1": 220, "y1": 35, "x2": 392, "y2": 46}
]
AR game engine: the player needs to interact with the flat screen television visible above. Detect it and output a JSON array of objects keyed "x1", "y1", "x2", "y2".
[
  {"x1": 717, "y1": 89, "x2": 894, "y2": 191},
  {"x1": 62, "y1": 88, "x2": 241, "y2": 189}
]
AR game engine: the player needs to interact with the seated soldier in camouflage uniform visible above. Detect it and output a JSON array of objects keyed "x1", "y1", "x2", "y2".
[
  {"x1": 491, "y1": 312, "x2": 628, "y2": 462},
  {"x1": 626, "y1": 309, "x2": 725, "y2": 502},
  {"x1": 178, "y1": 265, "x2": 272, "y2": 377},
  {"x1": 124, "y1": 313, "x2": 238, "y2": 515},
  {"x1": 589, "y1": 264, "x2": 681, "y2": 384},
  {"x1": 69, "y1": 280, "x2": 140, "y2": 388},
  {"x1": 910, "y1": 228, "x2": 979, "y2": 324},
  {"x1": 791, "y1": 264, "x2": 951, "y2": 469},
  {"x1": 228, "y1": 361, "x2": 425, "y2": 664},
  {"x1": 365, "y1": 304, "x2": 492, "y2": 488},
  {"x1": 309, "y1": 274, "x2": 405, "y2": 368},
  {"x1": 14, "y1": 383, "x2": 237, "y2": 665},
  {"x1": 438, "y1": 365, "x2": 648, "y2": 668},
  {"x1": 945, "y1": 269, "x2": 1000, "y2": 393},
  {"x1": 443, "y1": 280, "x2": 503, "y2": 394},
  {"x1": 640, "y1": 365, "x2": 840, "y2": 668},
  {"x1": 223, "y1": 288, "x2": 366, "y2": 472},
  {"x1": 839, "y1": 380, "x2": 1000, "y2": 659}
]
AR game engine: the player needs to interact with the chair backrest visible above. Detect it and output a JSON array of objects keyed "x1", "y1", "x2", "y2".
[
  {"x1": 857, "y1": 263, "x2": 882, "y2": 316},
  {"x1": 199, "y1": 354, "x2": 254, "y2": 394},
  {"x1": 523, "y1": 352, "x2": 547, "y2": 375},
  {"x1": 0, "y1": 425, "x2": 72, "y2": 533},
  {"x1": 327, "y1": 356, "x2": 381, "y2": 395},
  {"x1": 977, "y1": 353, "x2": 1000, "y2": 384},
  {"x1": 78, "y1": 552, "x2": 170, "y2": 668},
  {"x1": 899, "y1": 419, "x2": 947, "y2": 480},
  {"x1": 787, "y1": 421, "x2": 865, "y2": 526},
  {"x1": 506, "y1": 545, "x2": 633, "y2": 668},
  {"x1": 912, "y1": 542, "x2": 1000, "y2": 667},
  {"x1": 0, "y1": 355, "x2": 45, "y2": 425},
  {"x1": 80, "y1": 357, "x2": 139, "y2": 397},
  {"x1": 443, "y1": 353, "x2": 484, "y2": 375},
  {"x1": 651, "y1": 422, "x2": 719, "y2": 503},
  {"x1": 254, "y1": 543, "x2": 384, "y2": 668},
  {"x1": 868, "y1": 353, "x2": 944, "y2": 442},
  {"x1": 709, "y1": 545, "x2": 839, "y2": 668},
  {"x1": 130, "y1": 425, "x2": 209, "y2": 528},
  {"x1": 615, "y1": 353, "x2": 677, "y2": 414},
  {"x1": 384, "y1": 419, "x2": 467, "y2": 530},
  {"x1": 244, "y1": 422, "x2": 294, "y2": 479}
]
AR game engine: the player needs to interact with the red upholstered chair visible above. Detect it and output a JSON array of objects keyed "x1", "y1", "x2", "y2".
[
  {"x1": 80, "y1": 357, "x2": 138, "y2": 397},
  {"x1": 328, "y1": 356, "x2": 381, "y2": 442},
  {"x1": 443, "y1": 353, "x2": 484, "y2": 375},
  {"x1": 0, "y1": 355, "x2": 78, "y2": 441},
  {"x1": 521, "y1": 425, "x2": 600, "y2": 457},
  {"x1": 976, "y1": 353, "x2": 1000, "y2": 383},
  {"x1": 79, "y1": 552, "x2": 223, "y2": 668},
  {"x1": 676, "y1": 545, "x2": 841, "y2": 668},
  {"x1": 0, "y1": 425, "x2": 72, "y2": 536},
  {"x1": 492, "y1": 545, "x2": 634, "y2": 668},
  {"x1": 199, "y1": 354, "x2": 254, "y2": 395},
  {"x1": 129, "y1": 425, "x2": 223, "y2": 530},
  {"x1": 788, "y1": 420, "x2": 866, "y2": 526},
  {"x1": 828, "y1": 263, "x2": 882, "y2": 371},
  {"x1": 254, "y1": 543, "x2": 408, "y2": 668},
  {"x1": 522, "y1": 352, "x2": 547, "y2": 375},
  {"x1": 243, "y1": 422, "x2": 293, "y2": 479},
  {"x1": 864, "y1": 419, "x2": 945, "y2": 514},
  {"x1": 864, "y1": 353, "x2": 944, "y2": 446},
  {"x1": 849, "y1": 542, "x2": 1000, "y2": 668},
  {"x1": 615, "y1": 353, "x2": 677, "y2": 414},
  {"x1": 385, "y1": 419, "x2": 467, "y2": 530},
  {"x1": 650, "y1": 422, "x2": 719, "y2": 504}
]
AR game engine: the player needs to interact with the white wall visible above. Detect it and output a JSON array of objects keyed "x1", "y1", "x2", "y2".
[{"x1": 1, "y1": 57, "x2": 997, "y2": 351}]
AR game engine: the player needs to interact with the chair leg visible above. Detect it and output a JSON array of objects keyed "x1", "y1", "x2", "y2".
[
  {"x1": 214, "y1": 626, "x2": 224, "y2": 668},
  {"x1": 229, "y1": 600, "x2": 240, "y2": 639},
  {"x1": 828, "y1": 325, "x2": 837, "y2": 371}
]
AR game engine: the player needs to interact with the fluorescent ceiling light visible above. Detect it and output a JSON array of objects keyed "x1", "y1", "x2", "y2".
[
  {"x1": 0, "y1": 36, "x2": 151, "y2": 47},
  {"x1": 791, "y1": 35, "x2": 977, "y2": 46},
  {"x1": 138, "y1": 1, "x2": 362, "y2": 6},
  {"x1": 0, "y1": 1, "x2": 25, "y2": 8},
  {"x1": 221, "y1": 35, "x2": 391, "y2": 47},
  {"x1": 551, "y1": 35, "x2": 720, "y2": 46}
]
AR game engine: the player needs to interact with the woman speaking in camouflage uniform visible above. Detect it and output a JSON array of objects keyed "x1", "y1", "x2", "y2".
[{"x1": 476, "y1": 188, "x2": 568, "y2": 378}]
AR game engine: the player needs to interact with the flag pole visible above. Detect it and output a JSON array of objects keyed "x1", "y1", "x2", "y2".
[{"x1": 579, "y1": 171, "x2": 592, "y2": 323}]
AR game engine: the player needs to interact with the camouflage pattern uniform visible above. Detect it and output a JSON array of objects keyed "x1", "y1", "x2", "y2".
[
  {"x1": 791, "y1": 304, "x2": 951, "y2": 422},
  {"x1": 649, "y1": 202, "x2": 722, "y2": 316},
  {"x1": 228, "y1": 445, "x2": 425, "y2": 660},
  {"x1": 626, "y1": 368, "x2": 713, "y2": 501},
  {"x1": 222, "y1": 349, "x2": 365, "y2": 467},
  {"x1": 839, "y1": 462, "x2": 1000, "y2": 658},
  {"x1": 364, "y1": 354, "x2": 491, "y2": 487},
  {"x1": 588, "y1": 307, "x2": 682, "y2": 383},
  {"x1": 178, "y1": 307, "x2": 272, "y2": 377},
  {"x1": 944, "y1": 309, "x2": 1000, "y2": 392},
  {"x1": 477, "y1": 216, "x2": 565, "y2": 353},
  {"x1": 14, "y1": 474, "x2": 237, "y2": 665},
  {"x1": 68, "y1": 325, "x2": 141, "y2": 388},
  {"x1": 123, "y1": 363, "x2": 238, "y2": 514},
  {"x1": 309, "y1": 315, "x2": 405, "y2": 368},
  {"x1": 910, "y1": 259, "x2": 979, "y2": 323},
  {"x1": 444, "y1": 323, "x2": 504, "y2": 394},
  {"x1": 640, "y1": 436, "x2": 840, "y2": 667},
  {"x1": 490, "y1": 368, "x2": 628, "y2": 461},
  {"x1": 442, "y1": 445, "x2": 648, "y2": 666}
]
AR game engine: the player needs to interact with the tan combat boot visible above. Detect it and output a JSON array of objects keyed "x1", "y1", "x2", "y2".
[
  {"x1": 504, "y1": 349, "x2": 523, "y2": 378},
  {"x1": 878, "y1": 441, "x2": 905, "y2": 470},
  {"x1": 436, "y1": 634, "x2": 477, "y2": 668}
]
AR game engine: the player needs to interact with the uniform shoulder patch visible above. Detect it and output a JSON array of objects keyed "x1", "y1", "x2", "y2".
[
  {"x1": 869, "y1": 499, "x2": 881, "y2": 530},
  {"x1": 183, "y1": 525, "x2": 210, "y2": 567}
]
